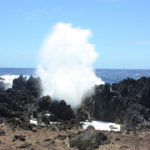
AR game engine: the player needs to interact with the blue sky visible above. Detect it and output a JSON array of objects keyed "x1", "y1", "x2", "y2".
[{"x1": 0, "y1": 0, "x2": 150, "y2": 69}]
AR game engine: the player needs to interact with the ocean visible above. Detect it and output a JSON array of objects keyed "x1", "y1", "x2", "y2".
[{"x1": 0, "y1": 68, "x2": 150, "y2": 84}]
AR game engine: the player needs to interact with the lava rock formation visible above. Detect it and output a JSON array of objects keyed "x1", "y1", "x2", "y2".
[
  {"x1": 0, "y1": 76, "x2": 75, "y2": 129},
  {"x1": 82, "y1": 77, "x2": 150, "y2": 130}
]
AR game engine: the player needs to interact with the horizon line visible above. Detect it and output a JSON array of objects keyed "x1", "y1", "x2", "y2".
[{"x1": 0, "y1": 67, "x2": 150, "y2": 70}]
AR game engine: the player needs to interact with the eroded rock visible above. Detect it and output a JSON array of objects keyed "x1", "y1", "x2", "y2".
[{"x1": 69, "y1": 128, "x2": 109, "y2": 150}]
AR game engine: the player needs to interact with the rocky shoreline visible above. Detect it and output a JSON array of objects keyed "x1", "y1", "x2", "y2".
[
  {"x1": 0, "y1": 75, "x2": 150, "y2": 149},
  {"x1": 82, "y1": 77, "x2": 150, "y2": 130}
]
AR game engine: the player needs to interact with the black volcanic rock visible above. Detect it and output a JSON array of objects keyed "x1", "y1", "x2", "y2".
[
  {"x1": 0, "y1": 87, "x2": 36, "y2": 119},
  {"x1": 0, "y1": 76, "x2": 75, "y2": 129},
  {"x1": 0, "y1": 81, "x2": 5, "y2": 91},
  {"x1": 57, "y1": 100, "x2": 75, "y2": 120},
  {"x1": 37, "y1": 97, "x2": 75, "y2": 122},
  {"x1": 1, "y1": 75, "x2": 150, "y2": 131},
  {"x1": 83, "y1": 77, "x2": 150, "y2": 130},
  {"x1": 13, "y1": 75, "x2": 42, "y2": 98},
  {"x1": 26, "y1": 76, "x2": 42, "y2": 98},
  {"x1": 38, "y1": 96, "x2": 52, "y2": 112}
]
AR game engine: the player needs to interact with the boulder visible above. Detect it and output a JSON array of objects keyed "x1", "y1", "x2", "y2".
[{"x1": 69, "y1": 127, "x2": 109, "y2": 150}]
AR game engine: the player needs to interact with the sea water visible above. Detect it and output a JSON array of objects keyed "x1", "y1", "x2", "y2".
[{"x1": 0, "y1": 68, "x2": 150, "y2": 84}]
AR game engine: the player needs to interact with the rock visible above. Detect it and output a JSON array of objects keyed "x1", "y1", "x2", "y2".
[
  {"x1": 38, "y1": 98, "x2": 75, "y2": 121},
  {"x1": 41, "y1": 114, "x2": 51, "y2": 125},
  {"x1": 0, "y1": 129, "x2": 5, "y2": 136},
  {"x1": 55, "y1": 135, "x2": 67, "y2": 140},
  {"x1": 69, "y1": 128, "x2": 109, "y2": 150},
  {"x1": 12, "y1": 135, "x2": 25, "y2": 142},
  {"x1": 44, "y1": 138, "x2": 51, "y2": 142},
  {"x1": 32, "y1": 127, "x2": 37, "y2": 132},
  {"x1": 26, "y1": 76, "x2": 42, "y2": 98},
  {"x1": 12, "y1": 75, "x2": 27, "y2": 90},
  {"x1": 0, "y1": 81, "x2": 5, "y2": 91},
  {"x1": 83, "y1": 77, "x2": 150, "y2": 130},
  {"x1": 77, "y1": 106, "x2": 91, "y2": 121},
  {"x1": 0, "y1": 77, "x2": 5, "y2": 80},
  {"x1": 56, "y1": 100, "x2": 75, "y2": 121},
  {"x1": 56, "y1": 119, "x2": 82, "y2": 131},
  {"x1": 115, "y1": 138, "x2": 120, "y2": 141},
  {"x1": 38, "y1": 96, "x2": 52, "y2": 112},
  {"x1": 1, "y1": 75, "x2": 150, "y2": 132},
  {"x1": 120, "y1": 145, "x2": 129, "y2": 150},
  {"x1": 0, "y1": 75, "x2": 75, "y2": 129},
  {"x1": 17, "y1": 142, "x2": 32, "y2": 148}
]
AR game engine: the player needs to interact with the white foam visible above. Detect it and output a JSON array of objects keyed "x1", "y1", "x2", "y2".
[
  {"x1": 50, "y1": 122, "x2": 59, "y2": 124},
  {"x1": 0, "y1": 75, "x2": 30, "y2": 89},
  {"x1": 45, "y1": 113, "x2": 51, "y2": 116},
  {"x1": 81, "y1": 121, "x2": 120, "y2": 131},
  {"x1": 30, "y1": 119, "x2": 38, "y2": 125},
  {"x1": 0, "y1": 75, "x2": 19, "y2": 89}
]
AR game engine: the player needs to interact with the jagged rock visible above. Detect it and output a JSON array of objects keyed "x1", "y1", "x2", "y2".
[
  {"x1": 83, "y1": 77, "x2": 150, "y2": 130},
  {"x1": 56, "y1": 100, "x2": 75, "y2": 121},
  {"x1": 0, "y1": 76, "x2": 75, "y2": 129},
  {"x1": 13, "y1": 75, "x2": 42, "y2": 98},
  {"x1": 26, "y1": 76, "x2": 42, "y2": 98},
  {"x1": 38, "y1": 98, "x2": 75, "y2": 121},
  {"x1": 38, "y1": 96, "x2": 52, "y2": 112},
  {"x1": 1, "y1": 74, "x2": 150, "y2": 131}
]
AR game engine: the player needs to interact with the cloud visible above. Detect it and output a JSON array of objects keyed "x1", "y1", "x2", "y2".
[{"x1": 135, "y1": 40, "x2": 150, "y2": 45}]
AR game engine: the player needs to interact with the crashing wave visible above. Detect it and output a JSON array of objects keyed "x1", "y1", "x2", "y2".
[{"x1": 0, "y1": 75, "x2": 30, "y2": 89}]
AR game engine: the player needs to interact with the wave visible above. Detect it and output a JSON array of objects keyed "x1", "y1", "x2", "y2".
[{"x1": 0, "y1": 75, "x2": 30, "y2": 89}]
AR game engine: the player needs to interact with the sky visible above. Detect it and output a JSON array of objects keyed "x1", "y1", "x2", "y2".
[{"x1": 0, "y1": 0, "x2": 150, "y2": 69}]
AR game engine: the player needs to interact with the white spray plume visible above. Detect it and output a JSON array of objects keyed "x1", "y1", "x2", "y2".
[{"x1": 37, "y1": 22, "x2": 104, "y2": 108}]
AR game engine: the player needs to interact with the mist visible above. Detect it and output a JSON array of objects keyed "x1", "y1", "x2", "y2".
[{"x1": 37, "y1": 22, "x2": 104, "y2": 108}]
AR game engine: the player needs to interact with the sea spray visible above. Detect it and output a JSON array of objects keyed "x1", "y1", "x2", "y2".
[{"x1": 37, "y1": 22, "x2": 104, "y2": 108}]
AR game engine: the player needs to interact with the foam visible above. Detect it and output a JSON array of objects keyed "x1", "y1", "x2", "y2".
[
  {"x1": 81, "y1": 121, "x2": 120, "y2": 131},
  {"x1": 0, "y1": 75, "x2": 30, "y2": 89},
  {"x1": 0, "y1": 75, "x2": 19, "y2": 89}
]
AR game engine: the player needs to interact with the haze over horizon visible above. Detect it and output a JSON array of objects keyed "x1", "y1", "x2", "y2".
[{"x1": 0, "y1": 0, "x2": 150, "y2": 69}]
